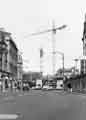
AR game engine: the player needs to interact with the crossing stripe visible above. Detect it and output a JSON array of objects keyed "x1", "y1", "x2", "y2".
[{"x1": 0, "y1": 114, "x2": 19, "y2": 119}]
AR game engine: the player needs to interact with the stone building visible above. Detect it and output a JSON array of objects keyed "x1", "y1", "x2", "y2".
[
  {"x1": 6, "y1": 37, "x2": 18, "y2": 80},
  {"x1": 0, "y1": 29, "x2": 18, "y2": 90},
  {"x1": 0, "y1": 28, "x2": 18, "y2": 81},
  {"x1": 17, "y1": 52, "x2": 23, "y2": 88},
  {"x1": 0, "y1": 29, "x2": 9, "y2": 78}
]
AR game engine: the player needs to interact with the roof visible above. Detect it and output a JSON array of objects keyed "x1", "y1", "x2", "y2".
[
  {"x1": 0, "y1": 28, "x2": 11, "y2": 35},
  {"x1": 0, "y1": 29, "x2": 18, "y2": 51},
  {"x1": 8, "y1": 37, "x2": 18, "y2": 51}
]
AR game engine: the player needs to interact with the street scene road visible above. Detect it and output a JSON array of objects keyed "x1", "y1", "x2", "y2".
[
  {"x1": 0, "y1": 90, "x2": 86, "y2": 120},
  {"x1": 1, "y1": 1, "x2": 86, "y2": 120}
]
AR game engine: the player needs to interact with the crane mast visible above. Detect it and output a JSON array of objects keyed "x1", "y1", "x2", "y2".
[
  {"x1": 26, "y1": 21, "x2": 67, "y2": 75},
  {"x1": 52, "y1": 21, "x2": 56, "y2": 75}
]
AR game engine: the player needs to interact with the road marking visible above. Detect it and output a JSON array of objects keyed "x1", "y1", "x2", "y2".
[
  {"x1": 23, "y1": 93, "x2": 29, "y2": 95},
  {"x1": 18, "y1": 94, "x2": 23, "y2": 96},
  {"x1": 4, "y1": 96, "x2": 14, "y2": 100},
  {"x1": 0, "y1": 114, "x2": 18, "y2": 119}
]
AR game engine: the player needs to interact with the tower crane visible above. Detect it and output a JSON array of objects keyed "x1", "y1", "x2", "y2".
[{"x1": 25, "y1": 21, "x2": 67, "y2": 75}]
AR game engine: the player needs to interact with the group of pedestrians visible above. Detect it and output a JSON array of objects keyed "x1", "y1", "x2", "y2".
[{"x1": 0, "y1": 76, "x2": 22, "y2": 93}]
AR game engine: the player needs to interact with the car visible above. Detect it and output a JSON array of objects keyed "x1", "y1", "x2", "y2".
[
  {"x1": 31, "y1": 86, "x2": 36, "y2": 90},
  {"x1": 48, "y1": 86, "x2": 54, "y2": 90},
  {"x1": 42, "y1": 85, "x2": 49, "y2": 90},
  {"x1": 34, "y1": 84, "x2": 42, "y2": 90}
]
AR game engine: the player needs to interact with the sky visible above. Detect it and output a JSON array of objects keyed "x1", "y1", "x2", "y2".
[{"x1": 0, "y1": 0, "x2": 86, "y2": 74}]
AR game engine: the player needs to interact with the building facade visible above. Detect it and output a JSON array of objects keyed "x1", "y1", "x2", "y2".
[
  {"x1": 23, "y1": 72, "x2": 41, "y2": 81},
  {"x1": 0, "y1": 29, "x2": 18, "y2": 90},
  {"x1": 0, "y1": 29, "x2": 9, "y2": 78},
  {"x1": 6, "y1": 36, "x2": 18, "y2": 80},
  {"x1": 80, "y1": 58, "x2": 86, "y2": 74},
  {"x1": 17, "y1": 52, "x2": 23, "y2": 87},
  {"x1": 0, "y1": 28, "x2": 18, "y2": 81}
]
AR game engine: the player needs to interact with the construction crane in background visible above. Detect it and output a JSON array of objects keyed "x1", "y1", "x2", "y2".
[
  {"x1": 40, "y1": 48, "x2": 44, "y2": 76},
  {"x1": 25, "y1": 21, "x2": 67, "y2": 75}
]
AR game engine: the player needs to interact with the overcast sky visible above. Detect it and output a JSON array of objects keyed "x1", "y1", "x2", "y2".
[{"x1": 0, "y1": 0, "x2": 86, "y2": 74}]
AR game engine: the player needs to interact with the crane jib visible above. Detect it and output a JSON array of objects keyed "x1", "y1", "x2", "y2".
[{"x1": 52, "y1": 29, "x2": 56, "y2": 34}]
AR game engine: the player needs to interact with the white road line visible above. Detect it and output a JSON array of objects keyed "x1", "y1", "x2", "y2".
[
  {"x1": 23, "y1": 93, "x2": 29, "y2": 95},
  {"x1": 4, "y1": 96, "x2": 14, "y2": 100},
  {"x1": 0, "y1": 114, "x2": 18, "y2": 119},
  {"x1": 17, "y1": 92, "x2": 53, "y2": 97},
  {"x1": 18, "y1": 94, "x2": 23, "y2": 96}
]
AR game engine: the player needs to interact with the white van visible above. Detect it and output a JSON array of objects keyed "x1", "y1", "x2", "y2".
[{"x1": 56, "y1": 79, "x2": 63, "y2": 90}]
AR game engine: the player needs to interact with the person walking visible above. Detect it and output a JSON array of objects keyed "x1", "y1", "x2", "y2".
[
  {"x1": 67, "y1": 83, "x2": 72, "y2": 93},
  {"x1": 10, "y1": 77, "x2": 13, "y2": 92},
  {"x1": 0, "y1": 79, "x2": 2, "y2": 93}
]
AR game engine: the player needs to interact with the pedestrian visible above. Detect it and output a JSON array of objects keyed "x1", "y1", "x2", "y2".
[
  {"x1": 70, "y1": 88, "x2": 72, "y2": 92},
  {"x1": 10, "y1": 77, "x2": 13, "y2": 92},
  {"x1": 0, "y1": 79, "x2": 2, "y2": 92},
  {"x1": 15, "y1": 81, "x2": 17, "y2": 92},
  {"x1": 67, "y1": 83, "x2": 72, "y2": 93}
]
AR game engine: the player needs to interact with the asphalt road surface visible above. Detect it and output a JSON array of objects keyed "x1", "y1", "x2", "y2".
[{"x1": 0, "y1": 90, "x2": 86, "y2": 120}]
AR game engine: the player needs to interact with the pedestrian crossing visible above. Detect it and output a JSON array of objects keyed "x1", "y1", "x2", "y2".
[{"x1": 0, "y1": 114, "x2": 18, "y2": 119}]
